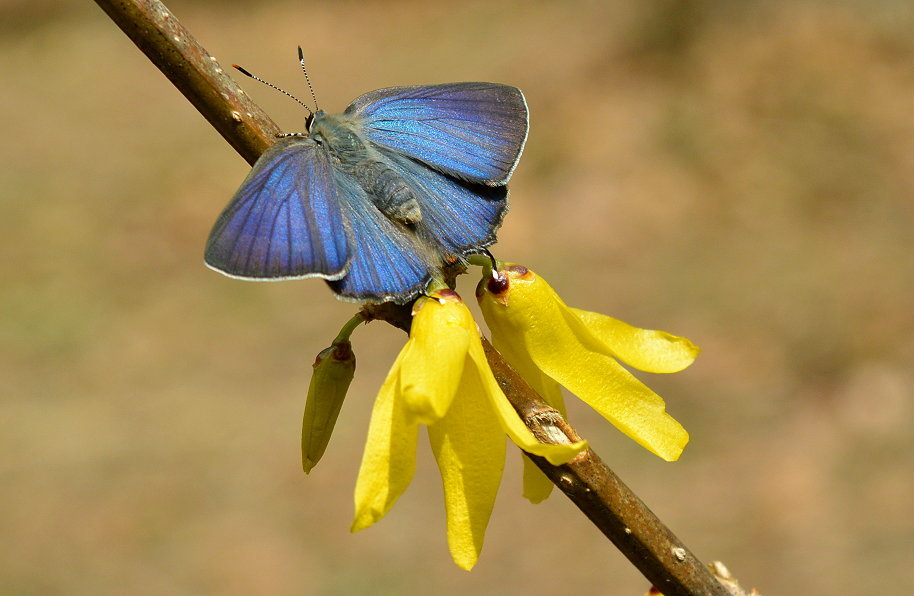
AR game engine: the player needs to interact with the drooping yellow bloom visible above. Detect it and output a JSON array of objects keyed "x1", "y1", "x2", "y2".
[
  {"x1": 477, "y1": 265, "x2": 699, "y2": 466},
  {"x1": 351, "y1": 289, "x2": 587, "y2": 570}
]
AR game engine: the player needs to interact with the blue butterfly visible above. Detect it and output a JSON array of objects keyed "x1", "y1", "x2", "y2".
[{"x1": 205, "y1": 80, "x2": 529, "y2": 304}]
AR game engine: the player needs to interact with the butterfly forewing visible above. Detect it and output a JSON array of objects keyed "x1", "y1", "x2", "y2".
[
  {"x1": 346, "y1": 82, "x2": 529, "y2": 186},
  {"x1": 205, "y1": 138, "x2": 350, "y2": 280}
]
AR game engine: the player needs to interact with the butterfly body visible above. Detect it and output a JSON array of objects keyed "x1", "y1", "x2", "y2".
[
  {"x1": 205, "y1": 82, "x2": 528, "y2": 304},
  {"x1": 309, "y1": 111, "x2": 423, "y2": 225}
]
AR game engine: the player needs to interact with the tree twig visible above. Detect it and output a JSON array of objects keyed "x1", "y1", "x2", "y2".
[
  {"x1": 95, "y1": 0, "x2": 279, "y2": 165},
  {"x1": 93, "y1": 1, "x2": 728, "y2": 594}
]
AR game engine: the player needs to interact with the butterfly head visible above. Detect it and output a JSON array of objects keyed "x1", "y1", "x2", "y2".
[
  {"x1": 305, "y1": 109, "x2": 326, "y2": 133},
  {"x1": 306, "y1": 111, "x2": 367, "y2": 160}
]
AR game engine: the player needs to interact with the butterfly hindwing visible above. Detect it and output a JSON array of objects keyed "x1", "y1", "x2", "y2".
[
  {"x1": 379, "y1": 148, "x2": 508, "y2": 258},
  {"x1": 327, "y1": 170, "x2": 433, "y2": 303},
  {"x1": 205, "y1": 137, "x2": 350, "y2": 280},
  {"x1": 346, "y1": 82, "x2": 529, "y2": 186}
]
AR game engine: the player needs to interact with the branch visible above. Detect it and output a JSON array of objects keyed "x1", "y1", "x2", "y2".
[
  {"x1": 94, "y1": 1, "x2": 729, "y2": 594},
  {"x1": 95, "y1": 0, "x2": 279, "y2": 165}
]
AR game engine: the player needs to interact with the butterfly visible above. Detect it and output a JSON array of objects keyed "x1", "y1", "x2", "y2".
[{"x1": 204, "y1": 72, "x2": 529, "y2": 304}]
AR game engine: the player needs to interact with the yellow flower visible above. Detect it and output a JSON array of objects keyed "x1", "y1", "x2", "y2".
[
  {"x1": 477, "y1": 264, "x2": 698, "y2": 468},
  {"x1": 351, "y1": 289, "x2": 587, "y2": 570}
]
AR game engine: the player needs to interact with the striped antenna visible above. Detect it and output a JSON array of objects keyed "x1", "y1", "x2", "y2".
[
  {"x1": 232, "y1": 63, "x2": 313, "y2": 116},
  {"x1": 297, "y1": 46, "x2": 320, "y2": 111}
]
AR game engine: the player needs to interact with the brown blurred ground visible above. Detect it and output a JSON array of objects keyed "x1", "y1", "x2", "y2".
[{"x1": 1, "y1": 1, "x2": 912, "y2": 594}]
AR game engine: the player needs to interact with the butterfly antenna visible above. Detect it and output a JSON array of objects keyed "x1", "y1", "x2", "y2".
[
  {"x1": 297, "y1": 46, "x2": 320, "y2": 111},
  {"x1": 232, "y1": 63, "x2": 313, "y2": 116}
]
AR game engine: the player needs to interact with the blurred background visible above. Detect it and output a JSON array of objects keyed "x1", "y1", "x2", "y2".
[{"x1": 2, "y1": 1, "x2": 912, "y2": 594}]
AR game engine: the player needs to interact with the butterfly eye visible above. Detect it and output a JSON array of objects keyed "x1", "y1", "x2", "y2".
[{"x1": 305, "y1": 113, "x2": 315, "y2": 131}]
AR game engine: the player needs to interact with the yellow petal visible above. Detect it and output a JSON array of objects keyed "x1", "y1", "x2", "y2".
[
  {"x1": 478, "y1": 266, "x2": 689, "y2": 462},
  {"x1": 521, "y1": 455, "x2": 554, "y2": 504},
  {"x1": 301, "y1": 341, "x2": 356, "y2": 474},
  {"x1": 489, "y1": 331, "x2": 564, "y2": 503},
  {"x1": 549, "y1": 347, "x2": 689, "y2": 461},
  {"x1": 352, "y1": 350, "x2": 419, "y2": 532},
  {"x1": 570, "y1": 307, "x2": 700, "y2": 373},
  {"x1": 428, "y1": 360, "x2": 506, "y2": 571},
  {"x1": 467, "y1": 336, "x2": 587, "y2": 466},
  {"x1": 491, "y1": 330, "x2": 566, "y2": 414},
  {"x1": 399, "y1": 294, "x2": 471, "y2": 424}
]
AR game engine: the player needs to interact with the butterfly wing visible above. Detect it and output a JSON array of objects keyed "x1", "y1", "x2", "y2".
[
  {"x1": 205, "y1": 137, "x2": 350, "y2": 280},
  {"x1": 345, "y1": 82, "x2": 528, "y2": 186},
  {"x1": 378, "y1": 148, "x2": 508, "y2": 258},
  {"x1": 327, "y1": 170, "x2": 434, "y2": 304}
]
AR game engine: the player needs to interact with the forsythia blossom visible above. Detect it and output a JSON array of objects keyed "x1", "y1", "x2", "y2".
[
  {"x1": 351, "y1": 289, "x2": 587, "y2": 570},
  {"x1": 304, "y1": 265, "x2": 699, "y2": 570},
  {"x1": 476, "y1": 263, "x2": 699, "y2": 501}
]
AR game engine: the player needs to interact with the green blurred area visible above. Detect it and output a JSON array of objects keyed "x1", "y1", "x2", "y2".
[{"x1": 2, "y1": 1, "x2": 912, "y2": 594}]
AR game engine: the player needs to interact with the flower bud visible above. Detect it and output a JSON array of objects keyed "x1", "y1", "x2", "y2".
[{"x1": 301, "y1": 341, "x2": 355, "y2": 474}]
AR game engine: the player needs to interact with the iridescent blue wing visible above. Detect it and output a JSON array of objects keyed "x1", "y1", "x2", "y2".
[
  {"x1": 327, "y1": 171, "x2": 433, "y2": 304},
  {"x1": 345, "y1": 83, "x2": 528, "y2": 186},
  {"x1": 205, "y1": 137, "x2": 349, "y2": 280},
  {"x1": 379, "y1": 148, "x2": 508, "y2": 257}
]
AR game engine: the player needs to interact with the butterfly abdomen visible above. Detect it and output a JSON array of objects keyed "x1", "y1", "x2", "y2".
[{"x1": 352, "y1": 160, "x2": 422, "y2": 225}]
